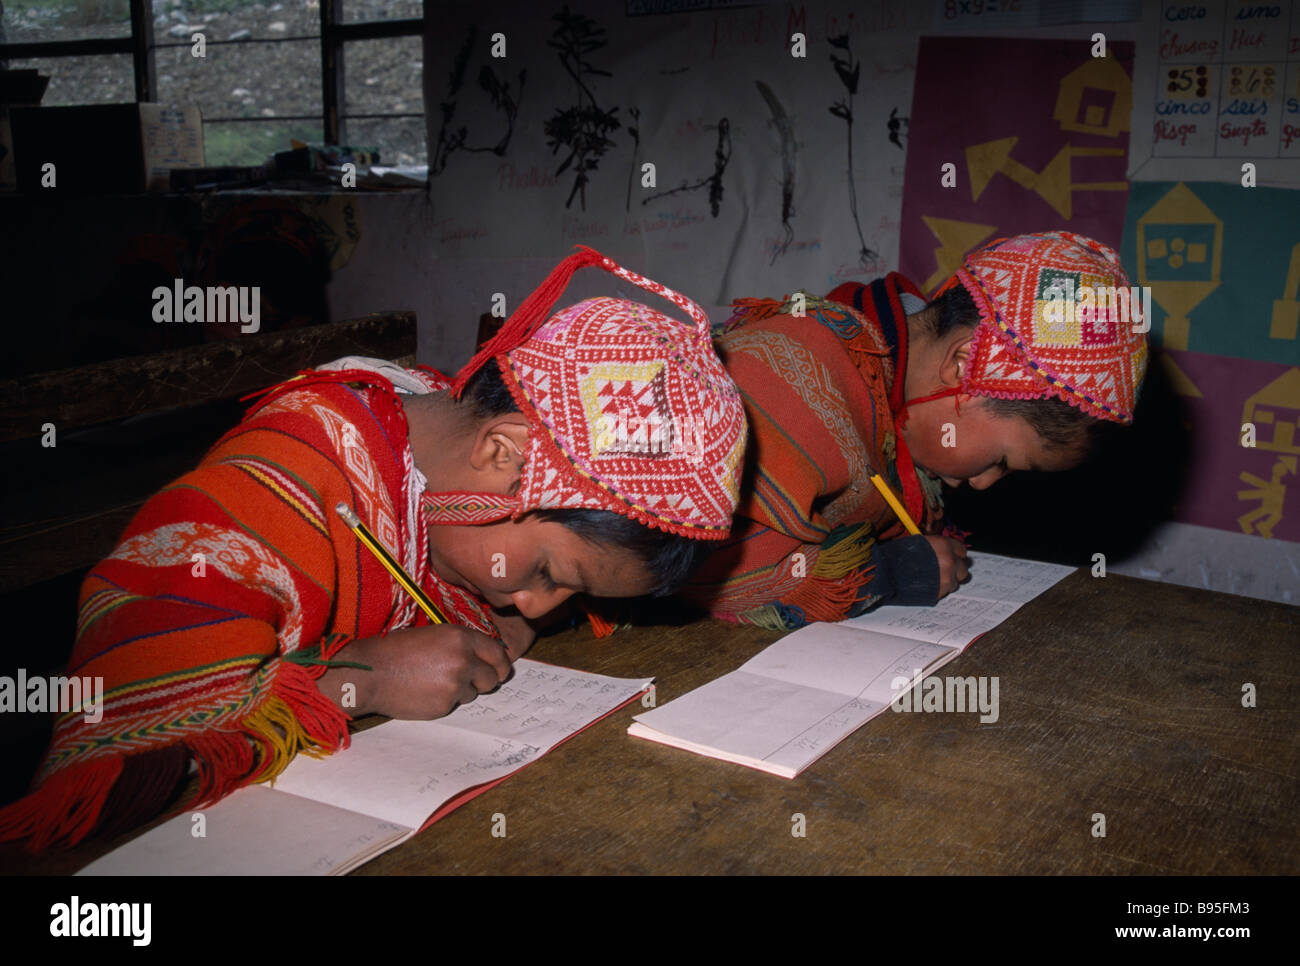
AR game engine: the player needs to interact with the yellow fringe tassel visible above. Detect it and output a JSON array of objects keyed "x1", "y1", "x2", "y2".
[
  {"x1": 811, "y1": 523, "x2": 875, "y2": 578},
  {"x1": 738, "y1": 607, "x2": 795, "y2": 631},
  {"x1": 242, "y1": 693, "x2": 331, "y2": 785}
]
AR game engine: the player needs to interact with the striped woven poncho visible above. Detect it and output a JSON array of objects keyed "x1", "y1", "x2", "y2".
[
  {"x1": 0, "y1": 361, "x2": 496, "y2": 850},
  {"x1": 684, "y1": 274, "x2": 946, "y2": 629}
]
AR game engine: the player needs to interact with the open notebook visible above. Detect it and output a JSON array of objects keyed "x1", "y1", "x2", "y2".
[
  {"x1": 79, "y1": 660, "x2": 651, "y2": 875},
  {"x1": 628, "y1": 552, "x2": 1074, "y2": 778}
]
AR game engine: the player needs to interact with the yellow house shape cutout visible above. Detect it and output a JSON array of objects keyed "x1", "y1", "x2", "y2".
[
  {"x1": 1054, "y1": 57, "x2": 1132, "y2": 139},
  {"x1": 1243, "y1": 367, "x2": 1300, "y2": 455}
]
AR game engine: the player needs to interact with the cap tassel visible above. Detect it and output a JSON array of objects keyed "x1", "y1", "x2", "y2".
[{"x1": 450, "y1": 246, "x2": 610, "y2": 398}]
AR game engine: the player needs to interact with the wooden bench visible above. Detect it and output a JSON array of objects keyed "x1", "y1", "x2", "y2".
[{"x1": 0, "y1": 311, "x2": 417, "y2": 593}]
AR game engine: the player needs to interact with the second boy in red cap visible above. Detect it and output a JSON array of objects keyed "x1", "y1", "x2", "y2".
[{"x1": 687, "y1": 231, "x2": 1148, "y2": 629}]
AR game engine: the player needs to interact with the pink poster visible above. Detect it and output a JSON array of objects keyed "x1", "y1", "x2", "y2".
[
  {"x1": 1162, "y1": 349, "x2": 1300, "y2": 542},
  {"x1": 901, "y1": 36, "x2": 1135, "y2": 296}
]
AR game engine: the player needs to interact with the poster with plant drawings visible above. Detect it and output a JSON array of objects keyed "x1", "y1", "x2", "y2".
[{"x1": 425, "y1": 0, "x2": 927, "y2": 368}]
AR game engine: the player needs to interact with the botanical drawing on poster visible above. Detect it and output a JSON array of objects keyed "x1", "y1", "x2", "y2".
[{"x1": 425, "y1": 1, "x2": 927, "y2": 368}]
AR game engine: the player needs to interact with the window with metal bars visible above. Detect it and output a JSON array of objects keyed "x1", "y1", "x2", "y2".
[{"x1": 0, "y1": 0, "x2": 426, "y2": 168}]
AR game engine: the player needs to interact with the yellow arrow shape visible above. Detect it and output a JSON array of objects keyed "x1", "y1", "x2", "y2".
[
  {"x1": 967, "y1": 140, "x2": 1128, "y2": 218},
  {"x1": 920, "y1": 216, "x2": 998, "y2": 294},
  {"x1": 966, "y1": 137, "x2": 1032, "y2": 202}
]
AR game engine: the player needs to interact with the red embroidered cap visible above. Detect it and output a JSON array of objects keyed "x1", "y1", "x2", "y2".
[
  {"x1": 424, "y1": 247, "x2": 747, "y2": 539},
  {"x1": 936, "y1": 231, "x2": 1149, "y2": 423}
]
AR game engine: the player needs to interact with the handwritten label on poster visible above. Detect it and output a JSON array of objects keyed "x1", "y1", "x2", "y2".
[{"x1": 1131, "y1": 0, "x2": 1300, "y2": 181}]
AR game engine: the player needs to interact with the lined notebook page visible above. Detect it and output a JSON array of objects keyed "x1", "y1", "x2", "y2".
[
  {"x1": 630, "y1": 553, "x2": 1074, "y2": 777},
  {"x1": 78, "y1": 660, "x2": 651, "y2": 875},
  {"x1": 77, "y1": 786, "x2": 411, "y2": 876},
  {"x1": 843, "y1": 552, "x2": 1076, "y2": 647},
  {"x1": 628, "y1": 623, "x2": 956, "y2": 776},
  {"x1": 273, "y1": 661, "x2": 651, "y2": 829}
]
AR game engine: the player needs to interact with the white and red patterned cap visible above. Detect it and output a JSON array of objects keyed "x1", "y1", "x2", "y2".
[
  {"x1": 935, "y1": 231, "x2": 1149, "y2": 423},
  {"x1": 424, "y1": 247, "x2": 747, "y2": 540}
]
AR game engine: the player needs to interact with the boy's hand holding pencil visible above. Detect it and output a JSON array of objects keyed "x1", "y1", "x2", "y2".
[
  {"x1": 321, "y1": 501, "x2": 515, "y2": 719},
  {"x1": 925, "y1": 536, "x2": 970, "y2": 599},
  {"x1": 870, "y1": 474, "x2": 969, "y2": 601},
  {"x1": 316, "y1": 626, "x2": 512, "y2": 720}
]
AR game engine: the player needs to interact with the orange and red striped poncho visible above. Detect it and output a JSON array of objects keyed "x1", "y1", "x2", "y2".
[
  {"x1": 684, "y1": 275, "x2": 946, "y2": 628},
  {"x1": 0, "y1": 363, "x2": 496, "y2": 850}
]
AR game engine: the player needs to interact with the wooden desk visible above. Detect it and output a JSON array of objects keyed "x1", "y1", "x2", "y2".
[{"x1": 4, "y1": 571, "x2": 1296, "y2": 874}]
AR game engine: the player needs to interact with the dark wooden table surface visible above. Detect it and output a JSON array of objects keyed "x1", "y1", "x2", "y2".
[{"x1": 5, "y1": 570, "x2": 1297, "y2": 874}]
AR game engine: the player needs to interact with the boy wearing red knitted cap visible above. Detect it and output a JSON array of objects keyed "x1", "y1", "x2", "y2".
[
  {"x1": 688, "y1": 231, "x2": 1147, "y2": 629},
  {"x1": 0, "y1": 248, "x2": 746, "y2": 849}
]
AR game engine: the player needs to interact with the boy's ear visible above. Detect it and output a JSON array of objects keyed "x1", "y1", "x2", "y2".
[
  {"x1": 941, "y1": 334, "x2": 976, "y2": 386},
  {"x1": 469, "y1": 415, "x2": 530, "y2": 491}
]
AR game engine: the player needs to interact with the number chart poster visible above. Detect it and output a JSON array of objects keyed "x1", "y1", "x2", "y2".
[
  {"x1": 423, "y1": 0, "x2": 930, "y2": 369},
  {"x1": 1128, "y1": 0, "x2": 1300, "y2": 184},
  {"x1": 899, "y1": 36, "x2": 1135, "y2": 298}
]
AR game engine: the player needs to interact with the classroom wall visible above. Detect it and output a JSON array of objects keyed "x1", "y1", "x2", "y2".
[
  {"x1": 325, "y1": 192, "x2": 436, "y2": 338},
  {"x1": 4, "y1": 3, "x2": 1292, "y2": 608},
  {"x1": 420, "y1": 0, "x2": 1300, "y2": 605}
]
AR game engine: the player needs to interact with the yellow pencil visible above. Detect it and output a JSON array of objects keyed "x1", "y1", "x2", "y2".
[
  {"x1": 869, "y1": 474, "x2": 922, "y2": 536},
  {"x1": 334, "y1": 502, "x2": 446, "y2": 625}
]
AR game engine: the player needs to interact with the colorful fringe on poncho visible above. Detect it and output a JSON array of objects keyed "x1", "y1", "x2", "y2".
[
  {"x1": 0, "y1": 363, "x2": 496, "y2": 850},
  {"x1": 684, "y1": 274, "x2": 946, "y2": 629}
]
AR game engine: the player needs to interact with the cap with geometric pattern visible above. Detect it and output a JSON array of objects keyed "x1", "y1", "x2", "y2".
[
  {"x1": 935, "y1": 231, "x2": 1149, "y2": 423},
  {"x1": 424, "y1": 246, "x2": 747, "y2": 539}
]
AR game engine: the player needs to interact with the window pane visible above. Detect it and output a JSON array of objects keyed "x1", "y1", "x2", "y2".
[
  {"x1": 9, "y1": 54, "x2": 134, "y2": 104},
  {"x1": 156, "y1": 37, "x2": 320, "y2": 122},
  {"x1": 2, "y1": 0, "x2": 130, "y2": 44},
  {"x1": 344, "y1": 36, "x2": 422, "y2": 116},
  {"x1": 343, "y1": 1, "x2": 423, "y2": 24},
  {"x1": 204, "y1": 118, "x2": 323, "y2": 166},
  {"x1": 345, "y1": 116, "x2": 424, "y2": 165},
  {"x1": 155, "y1": 36, "x2": 320, "y2": 167},
  {"x1": 151, "y1": 0, "x2": 318, "y2": 44}
]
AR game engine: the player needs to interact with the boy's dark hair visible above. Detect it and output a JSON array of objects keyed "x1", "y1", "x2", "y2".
[
  {"x1": 460, "y1": 362, "x2": 711, "y2": 596},
  {"x1": 920, "y1": 284, "x2": 1118, "y2": 454}
]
